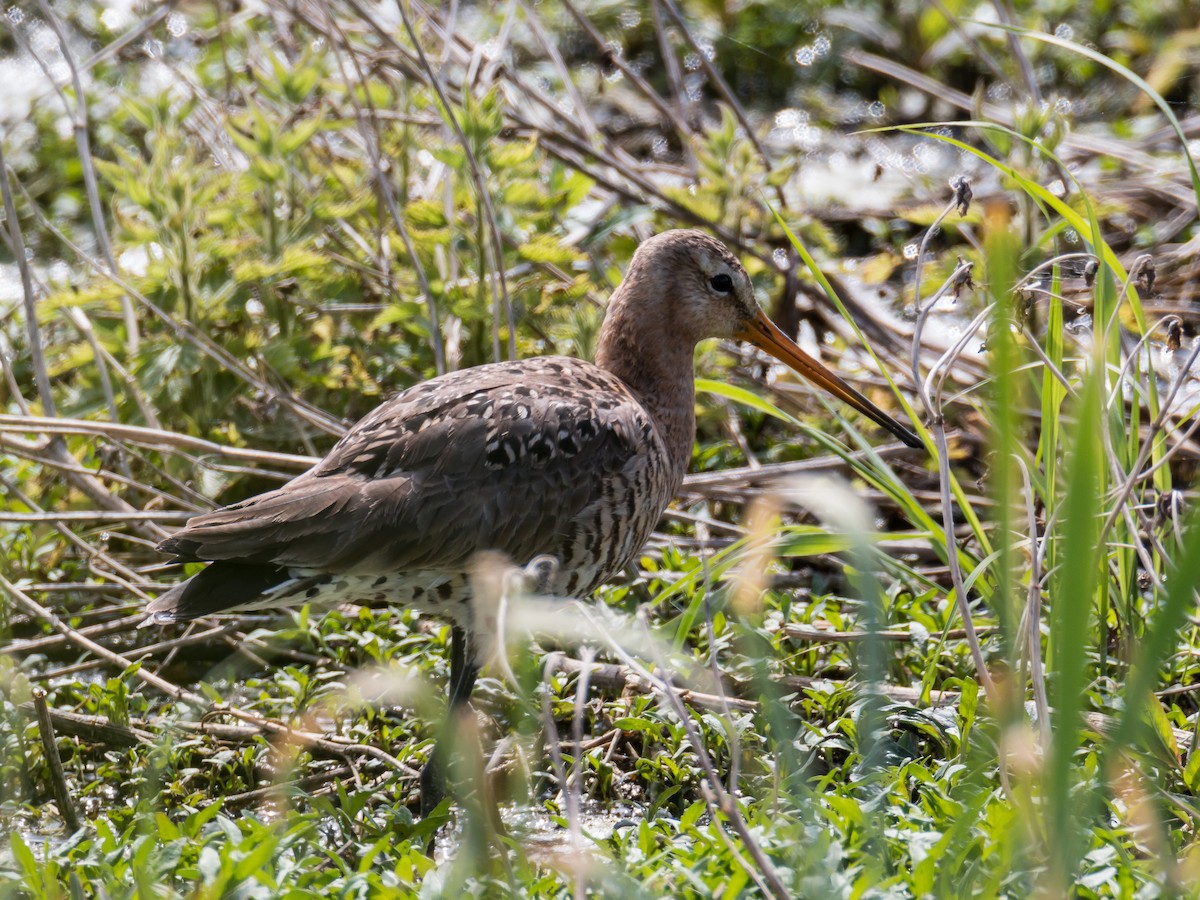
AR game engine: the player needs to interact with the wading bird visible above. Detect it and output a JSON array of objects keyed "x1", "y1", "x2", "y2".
[{"x1": 145, "y1": 230, "x2": 921, "y2": 812}]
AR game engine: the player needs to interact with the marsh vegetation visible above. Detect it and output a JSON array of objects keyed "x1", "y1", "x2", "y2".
[{"x1": 1, "y1": 1, "x2": 1199, "y2": 896}]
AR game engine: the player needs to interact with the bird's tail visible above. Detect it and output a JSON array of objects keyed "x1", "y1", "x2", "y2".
[{"x1": 141, "y1": 561, "x2": 289, "y2": 626}]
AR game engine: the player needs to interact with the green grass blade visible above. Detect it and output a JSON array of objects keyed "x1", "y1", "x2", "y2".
[
  {"x1": 1047, "y1": 360, "x2": 1105, "y2": 888},
  {"x1": 695, "y1": 377, "x2": 795, "y2": 423},
  {"x1": 1109, "y1": 514, "x2": 1200, "y2": 753}
]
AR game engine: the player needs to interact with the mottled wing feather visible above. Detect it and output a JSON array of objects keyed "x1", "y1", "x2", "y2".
[{"x1": 158, "y1": 358, "x2": 651, "y2": 573}]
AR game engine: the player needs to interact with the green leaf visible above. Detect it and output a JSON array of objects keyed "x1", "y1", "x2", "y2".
[
  {"x1": 680, "y1": 800, "x2": 706, "y2": 831},
  {"x1": 517, "y1": 235, "x2": 585, "y2": 267},
  {"x1": 279, "y1": 116, "x2": 324, "y2": 155},
  {"x1": 250, "y1": 158, "x2": 285, "y2": 183},
  {"x1": 9, "y1": 831, "x2": 38, "y2": 883},
  {"x1": 186, "y1": 800, "x2": 224, "y2": 835},
  {"x1": 646, "y1": 784, "x2": 681, "y2": 819},
  {"x1": 1184, "y1": 742, "x2": 1200, "y2": 795},
  {"x1": 488, "y1": 136, "x2": 538, "y2": 169},
  {"x1": 228, "y1": 127, "x2": 260, "y2": 158},
  {"x1": 612, "y1": 717, "x2": 657, "y2": 734},
  {"x1": 284, "y1": 65, "x2": 320, "y2": 105},
  {"x1": 233, "y1": 836, "x2": 279, "y2": 883},
  {"x1": 1145, "y1": 697, "x2": 1180, "y2": 762}
]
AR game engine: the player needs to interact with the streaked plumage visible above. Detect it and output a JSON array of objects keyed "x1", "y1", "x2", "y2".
[
  {"x1": 150, "y1": 357, "x2": 674, "y2": 624},
  {"x1": 145, "y1": 229, "x2": 921, "y2": 812}
]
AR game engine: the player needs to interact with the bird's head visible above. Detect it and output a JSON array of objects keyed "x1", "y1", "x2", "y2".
[
  {"x1": 607, "y1": 229, "x2": 923, "y2": 449},
  {"x1": 625, "y1": 229, "x2": 762, "y2": 341}
]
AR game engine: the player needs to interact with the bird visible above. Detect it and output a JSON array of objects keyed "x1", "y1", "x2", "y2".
[{"x1": 143, "y1": 229, "x2": 922, "y2": 813}]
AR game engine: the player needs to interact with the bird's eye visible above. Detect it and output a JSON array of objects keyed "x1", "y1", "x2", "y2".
[{"x1": 709, "y1": 273, "x2": 733, "y2": 294}]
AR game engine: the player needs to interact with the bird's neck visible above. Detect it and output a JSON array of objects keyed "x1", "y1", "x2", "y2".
[{"x1": 595, "y1": 297, "x2": 697, "y2": 484}]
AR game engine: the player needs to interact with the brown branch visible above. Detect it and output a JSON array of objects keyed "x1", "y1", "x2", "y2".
[
  {"x1": 782, "y1": 623, "x2": 1000, "y2": 644},
  {"x1": 31, "y1": 688, "x2": 82, "y2": 831},
  {"x1": 0, "y1": 414, "x2": 316, "y2": 469},
  {"x1": 0, "y1": 511, "x2": 192, "y2": 524},
  {"x1": 18, "y1": 701, "x2": 153, "y2": 748}
]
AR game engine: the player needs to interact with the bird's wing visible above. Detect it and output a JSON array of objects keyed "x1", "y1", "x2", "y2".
[{"x1": 157, "y1": 358, "x2": 658, "y2": 572}]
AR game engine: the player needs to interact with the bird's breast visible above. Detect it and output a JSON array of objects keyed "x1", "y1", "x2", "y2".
[{"x1": 544, "y1": 427, "x2": 678, "y2": 597}]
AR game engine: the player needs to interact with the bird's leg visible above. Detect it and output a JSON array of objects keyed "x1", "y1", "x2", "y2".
[{"x1": 419, "y1": 624, "x2": 481, "y2": 815}]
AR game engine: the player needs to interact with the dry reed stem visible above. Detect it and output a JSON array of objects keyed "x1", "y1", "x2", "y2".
[{"x1": 31, "y1": 687, "x2": 82, "y2": 832}]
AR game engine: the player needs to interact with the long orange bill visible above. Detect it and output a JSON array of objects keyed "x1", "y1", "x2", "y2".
[{"x1": 735, "y1": 310, "x2": 923, "y2": 449}]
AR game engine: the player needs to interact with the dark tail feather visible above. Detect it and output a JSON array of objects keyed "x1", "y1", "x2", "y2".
[{"x1": 141, "y1": 562, "x2": 288, "y2": 625}]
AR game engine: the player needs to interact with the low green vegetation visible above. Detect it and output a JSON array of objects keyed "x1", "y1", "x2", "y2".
[{"x1": 2, "y1": 1, "x2": 1199, "y2": 896}]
